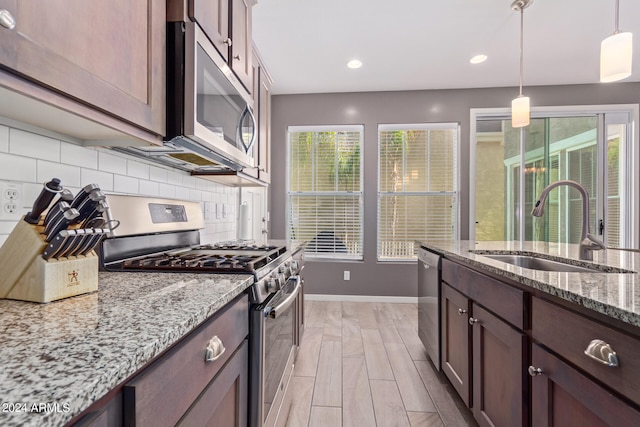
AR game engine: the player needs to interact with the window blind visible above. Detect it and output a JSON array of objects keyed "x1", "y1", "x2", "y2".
[
  {"x1": 377, "y1": 124, "x2": 458, "y2": 261},
  {"x1": 287, "y1": 125, "x2": 363, "y2": 259}
]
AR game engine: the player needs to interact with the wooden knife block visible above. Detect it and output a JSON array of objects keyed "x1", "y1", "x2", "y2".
[{"x1": 0, "y1": 218, "x2": 98, "y2": 303}]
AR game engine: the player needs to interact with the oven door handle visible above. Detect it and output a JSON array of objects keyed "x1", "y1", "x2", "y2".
[{"x1": 268, "y1": 276, "x2": 301, "y2": 319}]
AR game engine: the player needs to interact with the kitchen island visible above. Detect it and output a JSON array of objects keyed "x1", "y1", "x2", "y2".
[
  {"x1": 419, "y1": 240, "x2": 640, "y2": 427},
  {"x1": 0, "y1": 272, "x2": 253, "y2": 427}
]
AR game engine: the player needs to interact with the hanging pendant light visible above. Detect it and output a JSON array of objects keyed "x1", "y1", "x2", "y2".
[
  {"x1": 511, "y1": 0, "x2": 532, "y2": 128},
  {"x1": 600, "y1": 0, "x2": 633, "y2": 82}
]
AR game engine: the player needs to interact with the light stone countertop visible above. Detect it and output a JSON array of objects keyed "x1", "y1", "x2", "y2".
[
  {"x1": 0, "y1": 272, "x2": 253, "y2": 427},
  {"x1": 418, "y1": 240, "x2": 640, "y2": 328}
]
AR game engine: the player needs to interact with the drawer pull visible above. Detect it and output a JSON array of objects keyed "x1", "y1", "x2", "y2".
[
  {"x1": 584, "y1": 339, "x2": 619, "y2": 367},
  {"x1": 205, "y1": 336, "x2": 226, "y2": 363},
  {"x1": 528, "y1": 366, "x2": 543, "y2": 377},
  {"x1": 468, "y1": 317, "x2": 478, "y2": 325},
  {"x1": 458, "y1": 308, "x2": 467, "y2": 315}
]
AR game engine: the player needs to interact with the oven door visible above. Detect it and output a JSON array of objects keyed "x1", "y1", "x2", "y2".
[{"x1": 262, "y1": 277, "x2": 301, "y2": 427}]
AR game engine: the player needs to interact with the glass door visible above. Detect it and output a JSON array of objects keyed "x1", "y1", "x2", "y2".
[{"x1": 473, "y1": 109, "x2": 634, "y2": 247}]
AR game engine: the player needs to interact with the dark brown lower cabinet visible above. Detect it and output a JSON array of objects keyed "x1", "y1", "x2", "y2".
[
  {"x1": 471, "y1": 304, "x2": 526, "y2": 427},
  {"x1": 531, "y1": 344, "x2": 640, "y2": 427},
  {"x1": 178, "y1": 340, "x2": 248, "y2": 427},
  {"x1": 441, "y1": 282, "x2": 471, "y2": 406}
]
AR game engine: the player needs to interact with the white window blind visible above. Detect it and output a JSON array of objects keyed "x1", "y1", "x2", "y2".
[
  {"x1": 378, "y1": 123, "x2": 458, "y2": 261},
  {"x1": 287, "y1": 125, "x2": 363, "y2": 259}
]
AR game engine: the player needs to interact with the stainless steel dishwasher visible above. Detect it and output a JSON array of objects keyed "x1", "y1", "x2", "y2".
[{"x1": 418, "y1": 247, "x2": 442, "y2": 370}]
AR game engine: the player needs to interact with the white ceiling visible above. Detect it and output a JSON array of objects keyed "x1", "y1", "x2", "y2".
[{"x1": 252, "y1": 0, "x2": 640, "y2": 95}]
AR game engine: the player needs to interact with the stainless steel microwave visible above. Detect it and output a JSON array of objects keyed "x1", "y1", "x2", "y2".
[{"x1": 165, "y1": 21, "x2": 256, "y2": 171}]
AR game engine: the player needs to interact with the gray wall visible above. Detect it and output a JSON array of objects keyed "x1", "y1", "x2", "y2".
[{"x1": 270, "y1": 82, "x2": 640, "y2": 297}]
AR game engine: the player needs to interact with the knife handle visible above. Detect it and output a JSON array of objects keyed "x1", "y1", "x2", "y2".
[
  {"x1": 43, "y1": 188, "x2": 74, "y2": 226},
  {"x1": 44, "y1": 208, "x2": 79, "y2": 242},
  {"x1": 24, "y1": 178, "x2": 63, "y2": 224}
]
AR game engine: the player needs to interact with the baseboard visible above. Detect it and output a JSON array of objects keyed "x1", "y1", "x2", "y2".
[{"x1": 304, "y1": 294, "x2": 418, "y2": 304}]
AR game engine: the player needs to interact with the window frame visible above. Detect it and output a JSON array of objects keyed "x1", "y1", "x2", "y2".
[
  {"x1": 376, "y1": 122, "x2": 460, "y2": 262},
  {"x1": 286, "y1": 124, "x2": 364, "y2": 260}
]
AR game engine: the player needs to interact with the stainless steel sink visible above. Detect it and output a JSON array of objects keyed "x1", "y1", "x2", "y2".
[
  {"x1": 478, "y1": 254, "x2": 597, "y2": 273},
  {"x1": 471, "y1": 252, "x2": 634, "y2": 274}
]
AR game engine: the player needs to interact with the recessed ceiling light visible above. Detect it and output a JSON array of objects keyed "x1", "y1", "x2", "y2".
[
  {"x1": 470, "y1": 54, "x2": 488, "y2": 64},
  {"x1": 347, "y1": 59, "x2": 363, "y2": 69}
]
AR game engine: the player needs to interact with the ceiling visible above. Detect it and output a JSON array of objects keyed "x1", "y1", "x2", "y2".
[{"x1": 252, "y1": 0, "x2": 640, "y2": 95}]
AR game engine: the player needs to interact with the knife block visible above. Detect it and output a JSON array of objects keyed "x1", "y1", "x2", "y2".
[{"x1": 0, "y1": 217, "x2": 98, "y2": 303}]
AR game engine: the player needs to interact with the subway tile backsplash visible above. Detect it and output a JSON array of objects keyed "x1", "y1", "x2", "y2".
[{"x1": 0, "y1": 124, "x2": 238, "y2": 248}]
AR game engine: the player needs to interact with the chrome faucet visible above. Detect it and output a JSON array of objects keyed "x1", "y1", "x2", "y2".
[{"x1": 531, "y1": 180, "x2": 606, "y2": 261}]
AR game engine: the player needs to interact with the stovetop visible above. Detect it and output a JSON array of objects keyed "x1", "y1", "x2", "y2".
[{"x1": 109, "y1": 243, "x2": 288, "y2": 274}]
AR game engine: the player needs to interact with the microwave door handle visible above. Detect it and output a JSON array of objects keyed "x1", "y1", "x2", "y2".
[
  {"x1": 268, "y1": 277, "x2": 301, "y2": 319},
  {"x1": 237, "y1": 106, "x2": 256, "y2": 154}
]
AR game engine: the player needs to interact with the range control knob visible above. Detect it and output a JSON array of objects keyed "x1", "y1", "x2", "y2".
[
  {"x1": 290, "y1": 260, "x2": 299, "y2": 273},
  {"x1": 279, "y1": 261, "x2": 292, "y2": 275},
  {"x1": 265, "y1": 275, "x2": 279, "y2": 293}
]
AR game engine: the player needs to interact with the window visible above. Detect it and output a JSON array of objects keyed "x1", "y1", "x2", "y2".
[
  {"x1": 287, "y1": 125, "x2": 363, "y2": 259},
  {"x1": 378, "y1": 124, "x2": 459, "y2": 261}
]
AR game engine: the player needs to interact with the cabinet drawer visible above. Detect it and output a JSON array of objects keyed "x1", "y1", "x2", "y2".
[
  {"x1": 532, "y1": 297, "x2": 640, "y2": 406},
  {"x1": 124, "y1": 294, "x2": 249, "y2": 427},
  {"x1": 442, "y1": 259, "x2": 526, "y2": 329}
]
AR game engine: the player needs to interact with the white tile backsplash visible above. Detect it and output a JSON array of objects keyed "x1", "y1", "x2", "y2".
[
  {"x1": 61, "y1": 142, "x2": 98, "y2": 169},
  {"x1": 127, "y1": 160, "x2": 150, "y2": 179},
  {"x1": 0, "y1": 153, "x2": 37, "y2": 182},
  {"x1": 37, "y1": 160, "x2": 81, "y2": 187},
  {"x1": 98, "y1": 151, "x2": 127, "y2": 175},
  {"x1": 9, "y1": 128, "x2": 60, "y2": 161},
  {"x1": 0, "y1": 125, "x2": 8, "y2": 152},
  {"x1": 114, "y1": 175, "x2": 140, "y2": 194},
  {"x1": 0, "y1": 123, "x2": 239, "y2": 247}
]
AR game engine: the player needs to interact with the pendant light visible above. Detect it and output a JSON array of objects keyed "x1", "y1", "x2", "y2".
[
  {"x1": 511, "y1": 0, "x2": 532, "y2": 128},
  {"x1": 600, "y1": 0, "x2": 633, "y2": 82}
]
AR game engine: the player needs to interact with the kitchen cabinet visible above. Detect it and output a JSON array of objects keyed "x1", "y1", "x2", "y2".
[
  {"x1": 179, "y1": 0, "x2": 253, "y2": 92},
  {"x1": 0, "y1": 0, "x2": 165, "y2": 143},
  {"x1": 530, "y1": 343, "x2": 640, "y2": 427},
  {"x1": 441, "y1": 259, "x2": 527, "y2": 427},
  {"x1": 123, "y1": 294, "x2": 249, "y2": 426},
  {"x1": 254, "y1": 49, "x2": 273, "y2": 184},
  {"x1": 531, "y1": 297, "x2": 640, "y2": 425}
]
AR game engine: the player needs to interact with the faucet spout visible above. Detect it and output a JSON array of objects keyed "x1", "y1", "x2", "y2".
[{"x1": 531, "y1": 180, "x2": 605, "y2": 261}]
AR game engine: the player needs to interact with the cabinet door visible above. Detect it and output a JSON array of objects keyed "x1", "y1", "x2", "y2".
[
  {"x1": 530, "y1": 344, "x2": 640, "y2": 427},
  {"x1": 441, "y1": 282, "x2": 471, "y2": 406},
  {"x1": 190, "y1": 0, "x2": 230, "y2": 62},
  {"x1": 178, "y1": 340, "x2": 248, "y2": 427},
  {"x1": 0, "y1": 0, "x2": 165, "y2": 135},
  {"x1": 230, "y1": 0, "x2": 252, "y2": 91},
  {"x1": 471, "y1": 303, "x2": 527, "y2": 427},
  {"x1": 257, "y1": 65, "x2": 272, "y2": 183}
]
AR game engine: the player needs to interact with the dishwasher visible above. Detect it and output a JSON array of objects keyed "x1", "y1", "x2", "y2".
[{"x1": 418, "y1": 247, "x2": 442, "y2": 370}]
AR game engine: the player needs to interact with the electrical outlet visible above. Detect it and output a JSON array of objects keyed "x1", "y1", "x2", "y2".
[
  {"x1": 203, "y1": 202, "x2": 214, "y2": 220},
  {"x1": 0, "y1": 181, "x2": 23, "y2": 220},
  {"x1": 215, "y1": 203, "x2": 221, "y2": 219},
  {"x1": 343, "y1": 271, "x2": 350, "y2": 281}
]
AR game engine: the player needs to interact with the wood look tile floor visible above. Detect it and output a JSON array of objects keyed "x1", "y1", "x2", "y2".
[{"x1": 283, "y1": 300, "x2": 478, "y2": 427}]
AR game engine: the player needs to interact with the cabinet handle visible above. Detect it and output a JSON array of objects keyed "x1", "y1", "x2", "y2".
[
  {"x1": 223, "y1": 38, "x2": 233, "y2": 47},
  {"x1": 584, "y1": 339, "x2": 619, "y2": 367},
  {"x1": 234, "y1": 54, "x2": 241, "y2": 61},
  {"x1": 528, "y1": 366, "x2": 543, "y2": 377},
  {"x1": 0, "y1": 10, "x2": 16, "y2": 30},
  {"x1": 205, "y1": 336, "x2": 226, "y2": 362},
  {"x1": 468, "y1": 317, "x2": 478, "y2": 325},
  {"x1": 457, "y1": 308, "x2": 467, "y2": 315}
]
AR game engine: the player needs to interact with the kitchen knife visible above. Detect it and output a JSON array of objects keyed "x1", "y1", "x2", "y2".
[
  {"x1": 71, "y1": 190, "x2": 106, "y2": 226},
  {"x1": 79, "y1": 199, "x2": 109, "y2": 229},
  {"x1": 56, "y1": 228, "x2": 90, "y2": 259},
  {"x1": 69, "y1": 183, "x2": 100, "y2": 209},
  {"x1": 43, "y1": 188, "x2": 74, "y2": 226},
  {"x1": 24, "y1": 178, "x2": 63, "y2": 224},
  {"x1": 76, "y1": 228, "x2": 109, "y2": 257},
  {"x1": 43, "y1": 201, "x2": 71, "y2": 237},
  {"x1": 44, "y1": 207, "x2": 80, "y2": 242},
  {"x1": 42, "y1": 229, "x2": 75, "y2": 261}
]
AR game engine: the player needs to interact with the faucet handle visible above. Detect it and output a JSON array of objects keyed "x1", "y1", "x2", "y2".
[{"x1": 584, "y1": 234, "x2": 606, "y2": 250}]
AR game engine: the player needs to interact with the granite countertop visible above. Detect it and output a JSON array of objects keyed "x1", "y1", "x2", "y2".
[
  {"x1": 418, "y1": 240, "x2": 640, "y2": 328},
  {"x1": 0, "y1": 272, "x2": 253, "y2": 427}
]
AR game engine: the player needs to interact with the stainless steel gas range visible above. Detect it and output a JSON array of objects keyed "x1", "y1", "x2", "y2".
[{"x1": 99, "y1": 194, "x2": 304, "y2": 427}]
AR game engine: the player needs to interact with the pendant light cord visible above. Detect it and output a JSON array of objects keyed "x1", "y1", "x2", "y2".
[
  {"x1": 519, "y1": 5, "x2": 524, "y2": 97},
  {"x1": 614, "y1": 0, "x2": 620, "y2": 34}
]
